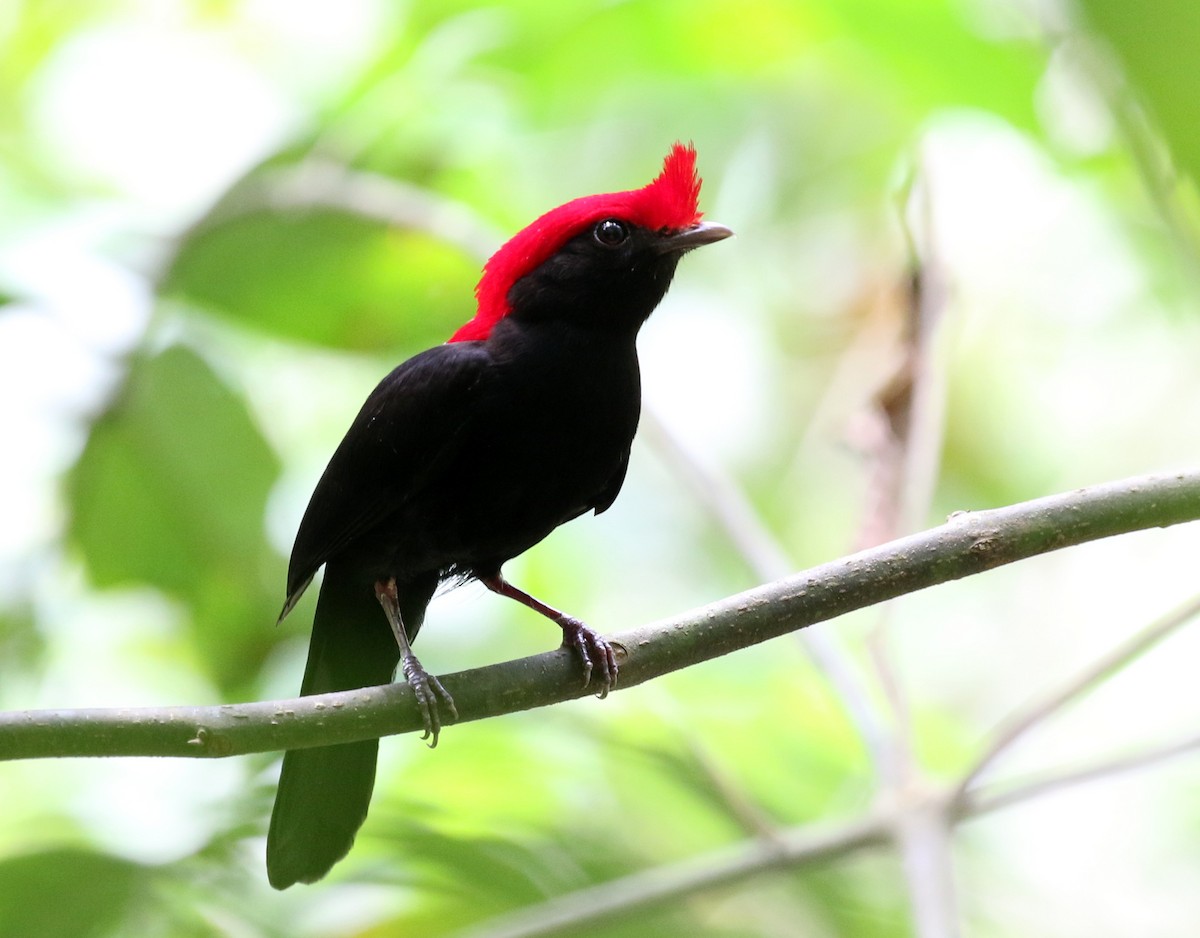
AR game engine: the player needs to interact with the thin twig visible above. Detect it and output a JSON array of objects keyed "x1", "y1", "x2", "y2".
[
  {"x1": 173, "y1": 158, "x2": 502, "y2": 273},
  {"x1": 640, "y1": 408, "x2": 795, "y2": 581},
  {"x1": 967, "y1": 728, "x2": 1200, "y2": 818},
  {"x1": 877, "y1": 153, "x2": 959, "y2": 938},
  {"x1": 678, "y1": 730, "x2": 785, "y2": 841},
  {"x1": 951, "y1": 590, "x2": 1200, "y2": 806},
  {"x1": 891, "y1": 799, "x2": 959, "y2": 938},
  {"x1": 1059, "y1": 31, "x2": 1200, "y2": 285},
  {"x1": 640, "y1": 408, "x2": 891, "y2": 774},
  {"x1": 453, "y1": 815, "x2": 889, "y2": 938}
]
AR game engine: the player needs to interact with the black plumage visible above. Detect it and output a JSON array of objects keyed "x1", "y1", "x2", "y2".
[{"x1": 266, "y1": 145, "x2": 731, "y2": 888}]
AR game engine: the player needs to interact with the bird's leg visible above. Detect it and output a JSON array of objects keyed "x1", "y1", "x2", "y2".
[
  {"x1": 374, "y1": 578, "x2": 457, "y2": 747},
  {"x1": 480, "y1": 574, "x2": 618, "y2": 697}
]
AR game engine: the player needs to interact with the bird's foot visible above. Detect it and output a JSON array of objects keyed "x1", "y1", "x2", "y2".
[
  {"x1": 556, "y1": 616, "x2": 618, "y2": 698},
  {"x1": 400, "y1": 655, "x2": 458, "y2": 748}
]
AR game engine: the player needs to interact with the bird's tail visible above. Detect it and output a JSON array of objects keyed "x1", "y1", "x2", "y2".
[{"x1": 266, "y1": 563, "x2": 435, "y2": 889}]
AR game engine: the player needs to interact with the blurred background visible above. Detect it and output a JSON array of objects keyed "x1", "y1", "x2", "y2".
[{"x1": 2, "y1": 0, "x2": 1200, "y2": 935}]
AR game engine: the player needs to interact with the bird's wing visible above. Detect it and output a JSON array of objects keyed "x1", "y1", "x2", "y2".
[
  {"x1": 281, "y1": 342, "x2": 490, "y2": 610},
  {"x1": 591, "y1": 446, "x2": 631, "y2": 515}
]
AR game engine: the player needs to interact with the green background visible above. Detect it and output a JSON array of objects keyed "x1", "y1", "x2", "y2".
[{"x1": 2, "y1": 0, "x2": 1200, "y2": 935}]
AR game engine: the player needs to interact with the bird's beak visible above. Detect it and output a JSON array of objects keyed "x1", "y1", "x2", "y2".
[{"x1": 655, "y1": 221, "x2": 734, "y2": 255}]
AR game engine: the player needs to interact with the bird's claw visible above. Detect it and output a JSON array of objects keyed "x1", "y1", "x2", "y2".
[
  {"x1": 401, "y1": 655, "x2": 458, "y2": 748},
  {"x1": 557, "y1": 615, "x2": 618, "y2": 698}
]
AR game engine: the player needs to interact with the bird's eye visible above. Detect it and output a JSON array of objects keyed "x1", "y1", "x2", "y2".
[{"x1": 593, "y1": 218, "x2": 629, "y2": 247}]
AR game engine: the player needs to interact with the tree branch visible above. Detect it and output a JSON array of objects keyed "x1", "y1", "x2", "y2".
[{"x1": 1, "y1": 469, "x2": 1198, "y2": 762}]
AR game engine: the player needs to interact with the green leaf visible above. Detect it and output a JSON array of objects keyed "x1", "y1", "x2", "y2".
[
  {"x1": 0, "y1": 604, "x2": 45, "y2": 686},
  {"x1": 162, "y1": 208, "x2": 478, "y2": 352},
  {"x1": 1082, "y1": 0, "x2": 1200, "y2": 185},
  {"x1": 67, "y1": 345, "x2": 283, "y2": 691},
  {"x1": 0, "y1": 849, "x2": 144, "y2": 938}
]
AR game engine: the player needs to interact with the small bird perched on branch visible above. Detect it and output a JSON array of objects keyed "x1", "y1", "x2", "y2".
[{"x1": 267, "y1": 143, "x2": 732, "y2": 888}]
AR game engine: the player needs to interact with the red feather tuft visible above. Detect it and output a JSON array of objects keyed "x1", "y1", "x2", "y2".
[{"x1": 450, "y1": 143, "x2": 704, "y2": 343}]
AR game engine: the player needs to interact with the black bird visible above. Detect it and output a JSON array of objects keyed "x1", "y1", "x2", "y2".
[{"x1": 266, "y1": 143, "x2": 732, "y2": 888}]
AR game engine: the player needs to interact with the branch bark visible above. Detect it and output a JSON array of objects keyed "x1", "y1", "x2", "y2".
[{"x1": 1, "y1": 469, "x2": 1198, "y2": 762}]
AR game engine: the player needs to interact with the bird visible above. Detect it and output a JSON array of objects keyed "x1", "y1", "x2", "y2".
[{"x1": 266, "y1": 143, "x2": 731, "y2": 889}]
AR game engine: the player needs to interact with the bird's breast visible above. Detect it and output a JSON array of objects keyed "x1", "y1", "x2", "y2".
[{"x1": 415, "y1": 326, "x2": 642, "y2": 566}]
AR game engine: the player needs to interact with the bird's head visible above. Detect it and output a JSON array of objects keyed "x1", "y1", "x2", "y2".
[{"x1": 450, "y1": 143, "x2": 732, "y2": 342}]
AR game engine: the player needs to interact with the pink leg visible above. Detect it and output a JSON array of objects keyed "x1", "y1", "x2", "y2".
[
  {"x1": 375, "y1": 578, "x2": 457, "y2": 746},
  {"x1": 480, "y1": 574, "x2": 619, "y2": 696}
]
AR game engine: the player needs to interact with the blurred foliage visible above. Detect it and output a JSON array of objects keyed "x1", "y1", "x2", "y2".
[
  {"x1": 1080, "y1": 0, "x2": 1200, "y2": 187},
  {"x1": 164, "y1": 210, "x2": 479, "y2": 350},
  {"x1": 67, "y1": 345, "x2": 282, "y2": 692},
  {"x1": 2, "y1": 0, "x2": 1200, "y2": 936},
  {"x1": 0, "y1": 849, "x2": 147, "y2": 938}
]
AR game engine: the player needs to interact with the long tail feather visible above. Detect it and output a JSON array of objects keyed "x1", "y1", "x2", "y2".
[{"x1": 266, "y1": 563, "x2": 434, "y2": 888}]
